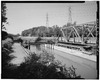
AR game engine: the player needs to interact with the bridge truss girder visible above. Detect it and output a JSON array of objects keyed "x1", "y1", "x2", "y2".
[{"x1": 61, "y1": 22, "x2": 96, "y2": 44}]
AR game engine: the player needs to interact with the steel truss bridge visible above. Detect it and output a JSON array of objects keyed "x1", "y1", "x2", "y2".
[{"x1": 61, "y1": 21, "x2": 97, "y2": 45}]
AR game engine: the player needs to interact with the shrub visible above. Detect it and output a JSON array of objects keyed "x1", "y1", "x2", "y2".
[
  {"x1": 2, "y1": 38, "x2": 13, "y2": 50},
  {"x1": 34, "y1": 37, "x2": 42, "y2": 43},
  {"x1": 38, "y1": 50, "x2": 55, "y2": 65},
  {"x1": 11, "y1": 51, "x2": 82, "y2": 79},
  {"x1": 2, "y1": 37, "x2": 14, "y2": 78},
  {"x1": 2, "y1": 44, "x2": 82, "y2": 79},
  {"x1": 47, "y1": 40, "x2": 55, "y2": 44},
  {"x1": 2, "y1": 31, "x2": 8, "y2": 40}
]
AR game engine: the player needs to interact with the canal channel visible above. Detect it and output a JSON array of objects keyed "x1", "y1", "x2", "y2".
[{"x1": 29, "y1": 44, "x2": 97, "y2": 79}]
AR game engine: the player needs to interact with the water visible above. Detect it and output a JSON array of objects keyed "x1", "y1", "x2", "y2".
[{"x1": 30, "y1": 44, "x2": 97, "y2": 79}]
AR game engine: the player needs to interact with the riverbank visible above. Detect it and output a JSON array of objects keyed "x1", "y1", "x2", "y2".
[{"x1": 45, "y1": 44, "x2": 96, "y2": 62}]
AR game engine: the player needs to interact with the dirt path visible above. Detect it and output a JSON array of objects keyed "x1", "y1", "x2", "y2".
[{"x1": 9, "y1": 43, "x2": 28, "y2": 66}]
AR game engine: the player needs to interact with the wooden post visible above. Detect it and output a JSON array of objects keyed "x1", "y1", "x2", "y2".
[
  {"x1": 61, "y1": 36, "x2": 62, "y2": 41},
  {"x1": 29, "y1": 41, "x2": 30, "y2": 50}
]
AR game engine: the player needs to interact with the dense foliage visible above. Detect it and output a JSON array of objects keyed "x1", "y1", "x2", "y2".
[
  {"x1": 2, "y1": 49, "x2": 82, "y2": 79},
  {"x1": 21, "y1": 23, "x2": 96, "y2": 39},
  {"x1": 21, "y1": 25, "x2": 62, "y2": 37},
  {"x1": 1, "y1": 2, "x2": 8, "y2": 29},
  {"x1": 2, "y1": 36, "x2": 15, "y2": 78}
]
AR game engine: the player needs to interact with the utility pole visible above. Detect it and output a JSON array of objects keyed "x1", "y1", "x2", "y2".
[
  {"x1": 46, "y1": 13, "x2": 49, "y2": 28},
  {"x1": 66, "y1": 7, "x2": 72, "y2": 42},
  {"x1": 68, "y1": 6, "x2": 72, "y2": 25},
  {"x1": 46, "y1": 13, "x2": 49, "y2": 37}
]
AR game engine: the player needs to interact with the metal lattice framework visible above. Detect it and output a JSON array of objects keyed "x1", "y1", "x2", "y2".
[
  {"x1": 61, "y1": 21, "x2": 97, "y2": 44},
  {"x1": 46, "y1": 13, "x2": 49, "y2": 28},
  {"x1": 68, "y1": 7, "x2": 72, "y2": 24}
]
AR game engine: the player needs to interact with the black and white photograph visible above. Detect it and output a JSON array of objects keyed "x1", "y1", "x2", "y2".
[{"x1": 1, "y1": 1, "x2": 99, "y2": 79}]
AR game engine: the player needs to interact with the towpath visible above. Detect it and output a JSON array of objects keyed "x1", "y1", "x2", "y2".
[{"x1": 9, "y1": 43, "x2": 29, "y2": 66}]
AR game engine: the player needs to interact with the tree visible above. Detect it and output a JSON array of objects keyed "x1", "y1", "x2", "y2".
[
  {"x1": 52, "y1": 25, "x2": 62, "y2": 41},
  {"x1": 48, "y1": 27, "x2": 54, "y2": 37},
  {"x1": 2, "y1": 3, "x2": 8, "y2": 29},
  {"x1": 2, "y1": 3, "x2": 8, "y2": 40},
  {"x1": 21, "y1": 25, "x2": 63, "y2": 37},
  {"x1": 66, "y1": 23, "x2": 72, "y2": 27}
]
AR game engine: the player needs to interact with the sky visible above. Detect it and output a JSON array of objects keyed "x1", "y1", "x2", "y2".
[{"x1": 4, "y1": 1, "x2": 97, "y2": 35}]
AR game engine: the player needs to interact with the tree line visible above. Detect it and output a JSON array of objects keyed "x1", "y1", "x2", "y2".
[
  {"x1": 21, "y1": 25, "x2": 62, "y2": 37},
  {"x1": 21, "y1": 22, "x2": 96, "y2": 38}
]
